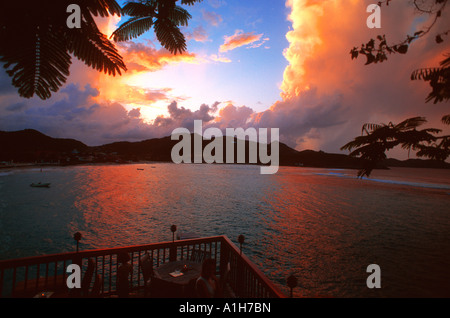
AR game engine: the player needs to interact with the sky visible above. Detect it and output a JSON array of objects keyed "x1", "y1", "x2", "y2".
[{"x1": 0, "y1": 0, "x2": 449, "y2": 159}]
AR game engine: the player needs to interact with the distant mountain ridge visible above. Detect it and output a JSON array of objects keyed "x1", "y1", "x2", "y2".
[
  {"x1": 1, "y1": 129, "x2": 449, "y2": 170},
  {"x1": 0, "y1": 129, "x2": 88, "y2": 161}
]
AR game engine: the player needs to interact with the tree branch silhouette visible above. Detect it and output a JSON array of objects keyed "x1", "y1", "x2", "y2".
[
  {"x1": 350, "y1": 0, "x2": 448, "y2": 65},
  {"x1": 0, "y1": 0, "x2": 203, "y2": 100},
  {"x1": 344, "y1": 0, "x2": 450, "y2": 177}
]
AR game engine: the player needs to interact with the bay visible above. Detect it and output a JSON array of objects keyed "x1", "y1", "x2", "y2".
[{"x1": 1, "y1": 164, "x2": 449, "y2": 297}]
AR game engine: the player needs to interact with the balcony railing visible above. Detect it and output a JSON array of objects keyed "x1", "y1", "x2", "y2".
[{"x1": 0, "y1": 235, "x2": 286, "y2": 298}]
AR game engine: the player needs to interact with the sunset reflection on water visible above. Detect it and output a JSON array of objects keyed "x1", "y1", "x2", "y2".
[{"x1": 1, "y1": 164, "x2": 450, "y2": 297}]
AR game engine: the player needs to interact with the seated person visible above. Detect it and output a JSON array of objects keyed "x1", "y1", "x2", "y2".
[
  {"x1": 117, "y1": 252, "x2": 132, "y2": 298},
  {"x1": 196, "y1": 258, "x2": 222, "y2": 297}
]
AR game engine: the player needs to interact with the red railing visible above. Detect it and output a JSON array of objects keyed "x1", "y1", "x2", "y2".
[{"x1": 0, "y1": 236, "x2": 286, "y2": 298}]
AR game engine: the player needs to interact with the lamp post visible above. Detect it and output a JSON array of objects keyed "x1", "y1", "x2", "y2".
[
  {"x1": 287, "y1": 274, "x2": 298, "y2": 298},
  {"x1": 73, "y1": 232, "x2": 82, "y2": 253},
  {"x1": 72, "y1": 232, "x2": 82, "y2": 268},
  {"x1": 238, "y1": 234, "x2": 245, "y2": 255},
  {"x1": 170, "y1": 225, "x2": 177, "y2": 262},
  {"x1": 170, "y1": 225, "x2": 177, "y2": 243}
]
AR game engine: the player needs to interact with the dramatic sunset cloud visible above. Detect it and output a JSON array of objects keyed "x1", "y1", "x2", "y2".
[
  {"x1": 214, "y1": 103, "x2": 255, "y2": 129},
  {"x1": 249, "y1": 0, "x2": 450, "y2": 155},
  {"x1": 219, "y1": 30, "x2": 264, "y2": 52},
  {"x1": 1, "y1": 1, "x2": 448, "y2": 158}
]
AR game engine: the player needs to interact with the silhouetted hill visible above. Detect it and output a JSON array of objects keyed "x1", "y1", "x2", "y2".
[
  {"x1": 94, "y1": 134, "x2": 366, "y2": 168},
  {"x1": 1, "y1": 129, "x2": 449, "y2": 170},
  {"x1": 383, "y1": 158, "x2": 450, "y2": 169},
  {"x1": 293, "y1": 149, "x2": 367, "y2": 169},
  {"x1": 93, "y1": 136, "x2": 179, "y2": 162},
  {"x1": 0, "y1": 129, "x2": 88, "y2": 162}
]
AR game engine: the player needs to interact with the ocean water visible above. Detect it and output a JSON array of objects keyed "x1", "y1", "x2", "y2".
[{"x1": 0, "y1": 164, "x2": 449, "y2": 297}]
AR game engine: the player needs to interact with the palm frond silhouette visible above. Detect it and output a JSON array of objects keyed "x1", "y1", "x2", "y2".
[
  {"x1": 341, "y1": 117, "x2": 442, "y2": 178},
  {"x1": 411, "y1": 53, "x2": 450, "y2": 104},
  {"x1": 0, "y1": 0, "x2": 126, "y2": 100},
  {"x1": 111, "y1": 0, "x2": 203, "y2": 55},
  {"x1": 0, "y1": 0, "x2": 203, "y2": 100},
  {"x1": 442, "y1": 114, "x2": 450, "y2": 125}
]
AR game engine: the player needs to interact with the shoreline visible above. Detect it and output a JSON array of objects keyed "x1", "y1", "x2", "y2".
[
  {"x1": 0, "y1": 161, "x2": 156, "y2": 171},
  {"x1": 1, "y1": 161, "x2": 450, "y2": 174}
]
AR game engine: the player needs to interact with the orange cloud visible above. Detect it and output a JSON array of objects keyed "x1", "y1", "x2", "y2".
[
  {"x1": 209, "y1": 54, "x2": 232, "y2": 63},
  {"x1": 280, "y1": 0, "x2": 324, "y2": 100},
  {"x1": 280, "y1": 0, "x2": 448, "y2": 102},
  {"x1": 118, "y1": 42, "x2": 198, "y2": 73},
  {"x1": 254, "y1": 0, "x2": 449, "y2": 155},
  {"x1": 102, "y1": 85, "x2": 172, "y2": 106},
  {"x1": 219, "y1": 30, "x2": 264, "y2": 52}
]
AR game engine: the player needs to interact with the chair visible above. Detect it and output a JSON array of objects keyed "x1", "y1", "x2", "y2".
[
  {"x1": 90, "y1": 274, "x2": 103, "y2": 297},
  {"x1": 151, "y1": 277, "x2": 184, "y2": 298},
  {"x1": 80, "y1": 258, "x2": 96, "y2": 297},
  {"x1": 184, "y1": 277, "x2": 199, "y2": 298},
  {"x1": 220, "y1": 262, "x2": 236, "y2": 298},
  {"x1": 117, "y1": 263, "x2": 132, "y2": 298},
  {"x1": 190, "y1": 249, "x2": 211, "y2": 263},
  {"x1": 140, "y1": 252, "x2": 154, "y2": 296}
]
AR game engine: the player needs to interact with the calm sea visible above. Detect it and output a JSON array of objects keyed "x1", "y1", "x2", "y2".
[{"x1": 1, "y1": 164, "x2": 449, "y2": 297}]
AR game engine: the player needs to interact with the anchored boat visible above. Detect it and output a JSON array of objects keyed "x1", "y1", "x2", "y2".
[{"x1": 30, "y1": 182, "x2": 51, "y2": 188}]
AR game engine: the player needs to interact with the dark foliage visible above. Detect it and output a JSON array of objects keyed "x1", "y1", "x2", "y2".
[
  {"x1": 0, "y1": 1, "x2": 126, "y2": 100},
  {"x1": 111, "y1": 0, "x2": 203, "y2": 54}
]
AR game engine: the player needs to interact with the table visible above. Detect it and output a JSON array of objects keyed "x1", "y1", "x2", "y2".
[
  {"x1": 152, "y1": 260, "x2": 202, "y2": 297},
  {"x1": 154, "y1": 260, "x2": 202, "y2": 285}
]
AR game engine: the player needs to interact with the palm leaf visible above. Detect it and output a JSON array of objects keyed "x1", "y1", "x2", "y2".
[
  {"x1": 442, "y1": 114, "x2": 450, "y2": 125},
  {"x1": 411, "y1": 67, "x2": 443, "y2": 81},
  {"x1": 181, "y1": 0, "x2": 204, "y2": 5},
  {"x1": 121, "y1": 1, "x2": 156, "y2": 16},
  {"x1": 411, "y1": 53, "x2": 450, "y2": 104},
  {"x1": 168, "y1": 6, "x2": 191, "y2": 26},
  {"x1": 394, "y1": 116, "x2": 427, "y2": 131},
  {"x1": 0, "y1": 0, "x2": 125, "y2": 100},
  {"x1": 154, "y1": 18, "x2": 187, "y2": 54},
  {"x1": 1, "y1": 23, "x2": 71, "y2": 99},
  {"x1": 340, "y1": 136, "x2": 368, "y2": 152},
  {"x1": 439, "y1": 53, "x2": 450, "y2": 68},
  {"x1": 341, "y1": 116, "x2": 447, "y2": 178},
  {"x1": 416, "y1": 144, "x2": 450, "y2": 161},
  {"x1": 84, "y1": 0, "x2": 123, "y2": 17},
  {"x1": 111, "y1": 16, "x2": 154, "y2": 42},
  {"x1": 112, "y1": 0, "x2": 197, "y2": 54},
  {"x1": 68, "y1": 27, "x2": 126, "y2": 76},
  {"x1": 361, "y1": 123, "x2": 384, "y2": 135}
]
